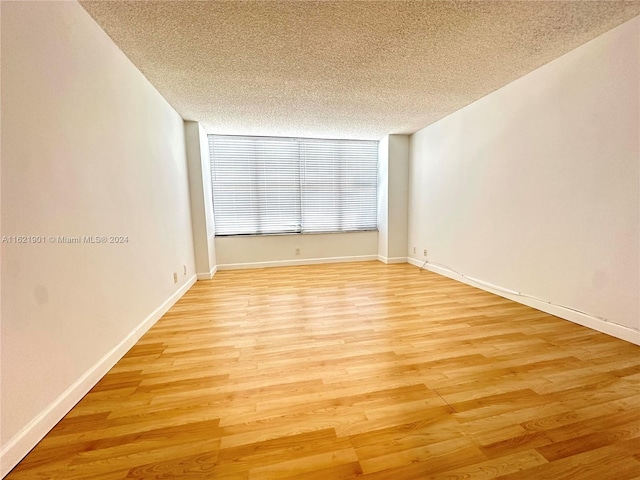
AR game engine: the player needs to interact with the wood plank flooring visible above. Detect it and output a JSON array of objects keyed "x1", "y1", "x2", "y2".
[{"x1": 7, "y1": 261, "x2": 640, "y2": 479}]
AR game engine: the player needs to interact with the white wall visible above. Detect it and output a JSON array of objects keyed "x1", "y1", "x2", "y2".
[
  {"x1": 216, "y1": 231, "x2": 378, "y2": 269},
  {"x1": 377, "y1": 137, "x2": 390, "y2": 259},
  {"x1": 387, "y1": 136, "x2": 409, "y2": 260},
  {"x1": 408, "y1": 17, "x2": 639, "y2": 344},
  {"x1": 378, "y1": 135, "x2": 409, "y2": 263},
  {"x1": 0, "y1": 1, "x2": 196, "y2": 474},
  {"x1": 185, "y1": 121, "x2": 217, "y2": 279}
]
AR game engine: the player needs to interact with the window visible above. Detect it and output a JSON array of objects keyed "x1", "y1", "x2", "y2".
[{"x1": 209, "y1": 135, "x2": 378, "y2": 236}]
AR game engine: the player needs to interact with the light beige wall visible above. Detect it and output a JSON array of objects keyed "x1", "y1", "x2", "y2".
[
  {"x1": 185, "y1": 121, "x2": 217, "y2": 279},
  {"x1": 387, "y1": 135, "x2": 409, "y2": 260},
  {"x1": 377, "y1": 137, "x2": 389, "y2": 260},
  {"x1": 216, "y1": 231, "x2": 378, "y2": 269},
  {"x1": 1, "y1": 1, "x2": 196, "y2": 474},
  {"x1": 378, "y1": 135, "x2": 409, "y2": 263},
  {"x1": 407, "y1": 17, "x2": 640, "y2": 343}
]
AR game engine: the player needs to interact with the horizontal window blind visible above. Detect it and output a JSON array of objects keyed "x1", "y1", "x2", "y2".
[
  {"x1": 209, "y1": 136, "x2": 301, "y2": 235},
  {"x1": 209, "y1": 135, "x2": 378, "y2": 236},
  {"x1": 300, "y1": 139, "x2": 378, "y2": 233}
]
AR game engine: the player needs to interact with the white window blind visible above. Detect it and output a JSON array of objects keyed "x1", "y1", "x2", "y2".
[
  {"x1": 300, "y1": 139, "x2": 378, "y2": 233},
  {"x1": 209, "y1": 136, "x2": 301, "y2": 235},
  {"x1": 209, "y1": 135, "x2": 378, "y2": 236}
]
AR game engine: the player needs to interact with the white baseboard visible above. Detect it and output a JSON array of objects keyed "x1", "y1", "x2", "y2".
[
  {"x1": 196, "y1": 265, "x2": 217, "y2": 280},
  {"x1": 0, "y1": 275, "x2": 197, "y2": 478},
  {"x1": 407, "y1": 257, "x2": 639, "y2": 346},
  {"x1": 377, "y1": 256, "x2": 408, "y2": 264},
  {"x1": 218, "y1": 255, "x2": 378, "y2": 270}
]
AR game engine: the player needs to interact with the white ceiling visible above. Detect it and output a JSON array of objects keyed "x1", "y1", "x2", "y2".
[{"x1": 80, "y1": 1, "x2": 640, "y2": 140}]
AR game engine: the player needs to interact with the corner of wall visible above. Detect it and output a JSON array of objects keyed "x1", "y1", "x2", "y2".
[{"x1": 185, "y1": 121, "x2": 217, "y2": 277}]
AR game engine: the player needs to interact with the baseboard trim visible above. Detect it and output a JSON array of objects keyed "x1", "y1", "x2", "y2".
[
  {"x1": 196, "y1": 265, "x2": 217, "y2": 280},
  {"x1": 377, "y1": 256, "x2": 408, "y2": 264},
  {"x1": 407, "y1": 257, "x2": 639, "y2": 346},
  {"x1": 218, "y1": 255, "x2": 378, "y2": 270},
  {"x1": 0, "y1": 275, "x2": 197, "y2": 478}
]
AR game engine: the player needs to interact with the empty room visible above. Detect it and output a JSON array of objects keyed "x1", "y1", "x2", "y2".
[{"x1": 1, "y1": 1, "x2": 639, "y2": 479}]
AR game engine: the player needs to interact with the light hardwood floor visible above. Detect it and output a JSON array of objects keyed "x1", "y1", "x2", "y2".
[{"x1": 7, "y1": 262, "x2": 640, "y2": 479}]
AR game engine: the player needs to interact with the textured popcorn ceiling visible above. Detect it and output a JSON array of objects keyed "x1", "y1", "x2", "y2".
[{"x1": 80, "y1": 1, "x2": 640, "y2": 140}]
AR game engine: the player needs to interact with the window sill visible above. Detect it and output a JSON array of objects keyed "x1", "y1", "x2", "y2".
[{"x1": 214, "y1": 230, "x2": 378, "y2": 238}]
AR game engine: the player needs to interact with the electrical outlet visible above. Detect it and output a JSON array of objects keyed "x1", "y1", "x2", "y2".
[
  {"x1": 295, "y1": 248, "x2": 301, "y2": 255},
  {"x1": 173, "y1": 272, "x2": 178, "y2": 284},
  {"x1": 413, "y1": 246, "x2": 416, "y2": 254},
  {"x1": 423, "y1": 249, "x2": 428, "y2": 256},
  {"x1": 183, "y1": 265, "x2": 187, "y2": 275}
]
